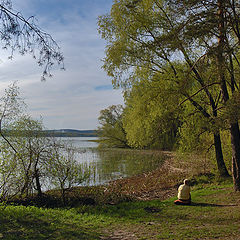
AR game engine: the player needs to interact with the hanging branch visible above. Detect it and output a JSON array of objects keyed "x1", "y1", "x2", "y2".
[{"x1": 0, "y1": 1, "x2": 64, "y2": 80}]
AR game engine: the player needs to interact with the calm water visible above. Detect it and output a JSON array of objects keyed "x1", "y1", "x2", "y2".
[{"x1": 60, "y1": 137, "x2": 166, "y2": 186}]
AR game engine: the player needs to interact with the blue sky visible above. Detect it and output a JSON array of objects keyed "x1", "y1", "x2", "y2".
[{"x1": 0, "y1": 0, "x2": 124, "y2": 130}]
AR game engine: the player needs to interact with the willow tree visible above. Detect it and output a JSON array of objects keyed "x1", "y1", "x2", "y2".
[
  {"x1": 123, "y1": 68, "x2": 181, "y2": 150},
  {"x1": 98, "y1": 0, "x2": 230, "y2": 177},
  {"x1": 98, "y1": 105, "x2": 129, "y2": 148}
]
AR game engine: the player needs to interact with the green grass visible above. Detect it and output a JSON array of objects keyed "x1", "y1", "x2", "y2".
[
  {"x1": 1, "y1": 180, "x2": 240, "y2": 239},
  {"x1": 0, "y1": 205, "x2": 107, "y2": 239}
]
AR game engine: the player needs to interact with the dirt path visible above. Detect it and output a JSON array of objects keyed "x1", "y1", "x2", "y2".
[{"x1": 100, "y1": 229, "x2": 138, "y2": 240}]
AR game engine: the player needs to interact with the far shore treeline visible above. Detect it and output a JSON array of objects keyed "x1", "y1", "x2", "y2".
[{"x1": 2, "y1": 129, "x2": 98, "y2": 138}]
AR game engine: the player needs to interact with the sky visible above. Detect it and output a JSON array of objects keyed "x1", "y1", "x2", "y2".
[{"x1": 0, "y1": 0, "x2": 124, "y2": 130}]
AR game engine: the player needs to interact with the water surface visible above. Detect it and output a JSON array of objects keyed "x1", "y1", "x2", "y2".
[{"x1": 60, "y1": 137, "x2": 166, "y2": 186}]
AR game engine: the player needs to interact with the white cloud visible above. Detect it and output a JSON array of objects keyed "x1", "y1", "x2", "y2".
[{"x1": 0, "y1": 0, "x2": 124, "y2": 130}]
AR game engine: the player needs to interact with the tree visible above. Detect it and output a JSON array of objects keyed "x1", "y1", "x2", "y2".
[
  {"x1": 0, "y1": 84, "x2": 50, "y2": 198},
  {"x1": 0, "y1": 82, "x2": 26, "y2": 152},
  {"x1": 123, "y1": 71, "x2": 180, "y2": 150},
  {"x1": 47, "y1": 139, "x2": 92, "y2": 205},
  {"x1": 165, "y1": 0, "x2": 240, "y2": 189},
  {"x1": 98, "y1": 105, "x2": 130, "y2": 148},
  {"x1": 98, "y1": 0, "x2": 230, "y2": 177},
  {"x1": 2, "y1": 115, "x2": 48, "y2": 197},
  {"x1": 0, "y1": 0, "x2": 64, "y2": 80}
]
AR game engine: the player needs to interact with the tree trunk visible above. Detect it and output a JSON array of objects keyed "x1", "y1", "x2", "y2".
[
  {"x1": 179, "y1": 42, "x2": 230, "y2": 177},
  {"x1": 187, "y1": 97, "x2": 229, "y2": 177},
  {"x1": 230, "y1": 122, "x2": 240, "y2": 191},
  {"x1": 217, "y1": 0, "x2": 240, "y2": 190},
  {"x1": 35, "y1": 169, "x2": 42, "y2": 197},
  {"x1": 214, "y1": 132, "x2": 230, "y2": 177}
]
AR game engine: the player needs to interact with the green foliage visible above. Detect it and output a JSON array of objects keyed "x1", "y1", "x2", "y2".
[
  {"x1": 178, "y1": 104, "x2": 213, "y2": 153},
  {"x1": 98, "y1": 0, "x2": 220, "y2": 151},
  {"x1": 220, "y1": 91, "x2": 240, "y2": 124},
  {"x1": 0, "y1": 115, "x2": 46, "y2": 197},
  {"x1": 47, "y1": 140, "x2": 94, "y2": 204},
  {"x1": 123, "y1": 71, "x2": 181, "y2": 149},
  {"x1": 97, "y1": 105, "x2": 129, "y2": 148}
]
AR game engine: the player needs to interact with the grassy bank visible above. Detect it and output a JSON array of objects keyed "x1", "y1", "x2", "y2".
[{"x1": 1, "y1": 152, "x2": 240, "y2": 240}]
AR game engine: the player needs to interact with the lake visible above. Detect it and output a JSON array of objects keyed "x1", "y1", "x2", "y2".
[{"x1": 60, "y1": 137, "x2": 166, "y2": 186}]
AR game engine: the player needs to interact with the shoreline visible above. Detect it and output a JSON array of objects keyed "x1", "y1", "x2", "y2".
[{"x1": 9, "y1": 151, "x2": 214, "y2": 207}]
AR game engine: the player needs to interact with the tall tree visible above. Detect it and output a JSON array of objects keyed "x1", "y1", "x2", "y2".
[
  {"x1": 166, "y1": 0, "x2": 240, "y2": 189},
  {"x1": 98, "y1": 0, "x2": 230, "y2": 177},
  {"x1": 217, "y1": 0, "x2": 240, "y2": 190}
]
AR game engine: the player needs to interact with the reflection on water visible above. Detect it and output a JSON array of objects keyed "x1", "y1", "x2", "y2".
[
  {"x1": 95, "y1": 149, "x2": 166, "y2": 185},
  {"x1": 60, "y1": 137, "x2": 166, "y2": 186}
]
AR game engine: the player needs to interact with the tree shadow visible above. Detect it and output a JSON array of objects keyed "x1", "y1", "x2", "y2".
[{"x1": 190, "y1": 202, "x2": 237, "y2": 207}]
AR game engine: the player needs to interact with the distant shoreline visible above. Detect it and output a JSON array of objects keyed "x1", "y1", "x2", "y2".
[
  {"x1": 43, "y1": 129, "x2": 98, "y2": 137},
  {"x1": 2, "y1": 129, "x2": 98, "y2": 138}
]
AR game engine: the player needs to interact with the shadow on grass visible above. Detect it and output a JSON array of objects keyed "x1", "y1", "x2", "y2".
[
  {"x1": 190, "y1": 202, "x2": 237, "y2": 207},
  {"x1": 0, "y1": 218, "x2": 102, "y2": 240},
  {"x1": 0, "y1": 210, "x2": 102, "y2": 240}
]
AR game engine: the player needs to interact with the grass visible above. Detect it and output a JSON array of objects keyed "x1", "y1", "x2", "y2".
[
  {"x1": 1, "y1": 181, "x2": 240, "y2": 239},
  {"x1": 1, "y1": 152, "x2": 240, "y2": 239},
  {"x1": 0, "y1": 205, "x2": 107, "y2": 240}
]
